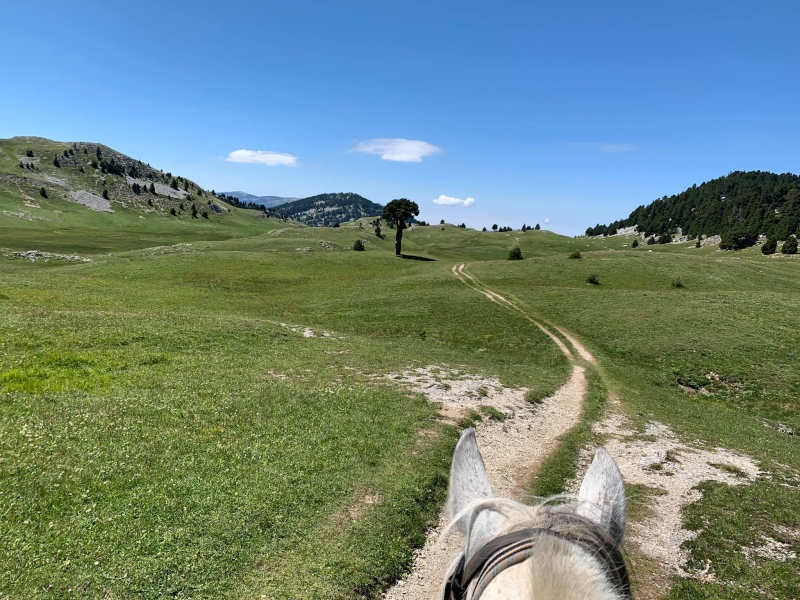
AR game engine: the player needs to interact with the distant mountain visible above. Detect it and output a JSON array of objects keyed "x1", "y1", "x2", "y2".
[
  {"x1": 221, "y1": 191, "x2": 299, "y2": 208},
  {"x1": 277, "y1": 192, "x2": 383, "y2": 226},
  {"x1": 586, "y1": 171, "x2": 800, "y2": 248}
]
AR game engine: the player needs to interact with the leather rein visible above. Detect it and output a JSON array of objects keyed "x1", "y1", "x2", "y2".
[{"x1": 442, "y1": 526, "x2": 629, "y2": 600}]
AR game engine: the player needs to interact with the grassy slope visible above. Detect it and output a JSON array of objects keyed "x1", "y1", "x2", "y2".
[
  {"x1": 470, "y1": 241, "x2": 800, "y2": 598},
  {"x1": 0, "y1": 222, "x2": 570, "y2": 599}
]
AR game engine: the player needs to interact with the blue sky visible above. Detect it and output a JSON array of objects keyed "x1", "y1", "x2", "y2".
[{"x1": 2, "y1": 1, "x2": 798, "y2": 234}]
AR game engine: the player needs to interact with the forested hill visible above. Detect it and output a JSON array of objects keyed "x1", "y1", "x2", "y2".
[
  {"x1": 277, "y1": 192, "x2": 383, "y2": 226},
  {"x1": 586, "y1": 171, "x2": 800, "y2": 244}
]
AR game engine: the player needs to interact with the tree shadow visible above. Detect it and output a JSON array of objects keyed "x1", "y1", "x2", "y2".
[{"x1": 399, "y1": 254, "x2": 436, "y2": 261}]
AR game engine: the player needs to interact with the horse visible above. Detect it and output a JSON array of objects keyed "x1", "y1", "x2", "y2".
[{"x1": 441, "y1": 429, "x2": 630, "y2": 600}]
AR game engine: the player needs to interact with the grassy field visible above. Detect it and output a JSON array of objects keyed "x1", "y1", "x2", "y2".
[
  {"x1": 2, "y1": 173, "x2": 799, "y2": 599},
  {"x1": 470, "y1": 243, "x2": 800, "y2": 599}
]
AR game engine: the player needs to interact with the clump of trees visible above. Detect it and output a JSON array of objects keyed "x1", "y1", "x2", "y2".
[
  {"x1": 26, "y1": 149, "x2": 34, "y2": 157},
  {"x1": 720, "y1": 227, "x2": 758, "y2": 250}
]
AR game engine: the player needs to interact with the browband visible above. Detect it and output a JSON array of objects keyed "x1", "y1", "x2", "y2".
[{"x1": 442, "y1": 526, "x2": 629, "y2": 600}]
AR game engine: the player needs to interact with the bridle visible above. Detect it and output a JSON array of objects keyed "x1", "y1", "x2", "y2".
[{"x1": 442, "y1": 526, "x2": 630, "y2": 600}]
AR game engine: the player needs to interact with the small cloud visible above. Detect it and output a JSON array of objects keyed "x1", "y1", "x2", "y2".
[
  {"x1": 433, "y1": 194, "x2": 475, "y2": 207},
  {"x1": 226, "y1": 149, "x2": 298, "y2": 167},
  {"x1": 350, "y1": 138, "x2": 442, "y2": 162},
  {"x1": 544, "y1": 218, "x2": 550, "y2": 224},
  {"x1": 599, "y1": 144, "x2": 635, "y2": 153}
]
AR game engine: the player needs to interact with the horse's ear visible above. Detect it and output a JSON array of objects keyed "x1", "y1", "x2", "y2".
[
  {"x1": 446, "y1": 428, "x2": 494, "y2": 531},
  {"x1": 576, "y1": 447, "x2": 626, "y2": 544}
]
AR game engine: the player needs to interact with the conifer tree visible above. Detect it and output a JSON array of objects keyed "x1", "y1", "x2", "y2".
[{"x1": 535, "y1": 223, "x2": 541, "y2": 230}]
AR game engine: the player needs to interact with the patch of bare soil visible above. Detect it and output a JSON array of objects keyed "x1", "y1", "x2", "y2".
[
  {"x1": 279, "y1": 323, "x2": 335, "y2": 338},
  {"x1": 383, "y1": 365, "x2": 586, "y2": 600},
  {"x1": 579, "y1": 400, "x2": 762, "y2": 596}
]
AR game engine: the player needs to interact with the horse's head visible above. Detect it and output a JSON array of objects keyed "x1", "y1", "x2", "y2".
[{"x1": 443, "y1": 429, "x2": 629, "y2": 600}]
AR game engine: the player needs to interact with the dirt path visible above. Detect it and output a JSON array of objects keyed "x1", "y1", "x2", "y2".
[{"x1": 384, "y1": 264, "x2": 592, "y2": 599}]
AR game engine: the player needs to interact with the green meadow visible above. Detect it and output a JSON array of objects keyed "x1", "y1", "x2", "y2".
[{"x1": 1, "y1": 176, "x2": 799, "y2": 598}]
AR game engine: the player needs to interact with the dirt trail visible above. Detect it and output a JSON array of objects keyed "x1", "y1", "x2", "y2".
[{"x1": 384, "y1": 264, "x2": 592, "y2": 599}]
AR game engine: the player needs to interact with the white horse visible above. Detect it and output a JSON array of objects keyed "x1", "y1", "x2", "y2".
[{"x1": 442, "y1": 429, "x2": 630, "y2": 600}]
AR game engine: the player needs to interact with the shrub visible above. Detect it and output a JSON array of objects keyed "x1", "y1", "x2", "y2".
[
  {"x1": 440, "y1": 219, "x2": 445, "y2": 225},
  {"x1": 672, "y1": 279, "x2": 684, "y2": 288},
  {"x1": 39, "y1": 187, "x2": 47, "y2": 199},
  {"x1": 782, "y1": 237, "x2": 798, "y2": 254},
  {"x1": 587, "y1": 274, "x2": 600, "y2": 285},
  {"x1": 657, "y1": 233, "x2": 672, "y2": 244},
  {"x1": 333, "y1": 222, "x2": 340, "y2": 228},
  {"x1": 53, "y1": 157, "x2": 60, "y2": 168},
  {"x1": 720, "y1": 227, "x2": 758, "y2": 250},
  {"x1": 26, "y1": 149, "x2": 34, "y2": 157},
  {"x1": 202, "y1": 211, "x2": 209, "y2": 219},
  {"x1": 352, "y1": 239, "x2": 365, "y2": 251},
  {"x1": 761, "y1": 237, "x2": 778, "y2": 255},
  {"x1": 102, "y1": 189, "x2": 109, "y2": 200},
  {"x1": 569, "y1": 250, "x2": 582, "y2": 259},
  {"x1": 91, "y1": 159, "x2": 98, "y2": 169},
  {"x1": 631, "y1": 239, "x2": 639, "y2": 248},
  {"x1": 646, "y1": 236, "x2": 655, "y2": 245},
  {"x1": 508, "y1": 246, "x2": 523, "y2": 260},
  {"x1": 18, "y1": 161, "x2": 23, "y2": 169},
  {"x1": 170, "y1": 207, "x2": 176, "y2": 216}
]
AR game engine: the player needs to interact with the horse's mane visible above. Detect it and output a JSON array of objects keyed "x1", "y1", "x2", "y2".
[{"x1": 444, "y1": 496, "x2": 631, "y2": 598}]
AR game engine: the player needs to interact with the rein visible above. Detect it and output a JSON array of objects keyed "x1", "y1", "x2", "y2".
[{"x1": 442, "y1": 526, "x2": 629, "y2": 600}]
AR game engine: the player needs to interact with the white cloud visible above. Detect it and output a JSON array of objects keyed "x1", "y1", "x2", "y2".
[
  {"x1": 225, "y1": 149, "x2": 298, "y2": 167},
  {"x1": 432, "y1": 194, "x2": 475, "y2": 207},
  {"x1": 350, "y1": 138, "x2": 442, "y2": 162},
  {"x1": 544, "y1": 218, "x2": 550, "y2": 224}
]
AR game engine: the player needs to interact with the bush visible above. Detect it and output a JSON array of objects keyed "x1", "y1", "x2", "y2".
[
  {"x1": 353, "y1": 239, "x2": 365, "y2": 251},
  {"x1": 508, "y1": 247, "x2": 523, "y2": 260},
  {"x1": 646, "y1": 236, "x2": 655, "y2": 245},
  {"x1": 782, "y1": 237, "x2": 798, "y2": 254},
  {"x1": 202, "y1": 211, "x2": 209, "y2": 219},
  {"x1": 440, "y1": 219, "x2": 445, "y2": 225},
  {"x1": 672, "y1": 278, "x2": 684, "y2": 288},
  {"x1": 102, "y1": 189, "x2": 109, "y2": 200},
  {"x1": 631, "y1": 239, "x2": 639, "y2": 248},
  {"x1": 568, "y1": 250, "x2": 582, "y2": 259},
  {"x1": 39, "y1": 187, "x2": 47, "y2": 199},
  {"x1": 720, "y1": 227, "x2": 758, "y2": 250},
  {"x1": 26, "y1": 149, "x2": 34, "y2": 157},
  {"x1": 53, "y1": 157, "x2": 60, "y2": 168},
  {"x1": 657, "y1": 233, "x2": 672, "y2": 244},
  {"x1": 170, "y1": 207, "x2": 176, "y2": 216},
  {"x1": 587, "y1": 274, "x2": 600, "y2": 285},
  {"x1": 761, "y1": 237, "x2": 778, "y2": 255}
]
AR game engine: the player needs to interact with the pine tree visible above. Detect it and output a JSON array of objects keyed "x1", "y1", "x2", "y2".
[
  {"x1": 53, "y1": 156, "x2": 60, "y2": 168},
  {"x1": 535, "y1": 223, "x2": 541, "y2": 230},
  {"x1": 492, "y1": 224, "x2": 498, "y2": 231},
  {"x1": 191, "y1": 204, "x2": 198, "y2": 218},
  {"x1": 149, "y1": 183, "x2": 156, "y2": 194},
  {"x1": 102, "y1": 189, "x2": 109, "y2": 200},
  {"x1": 40, "y1": 187, "x2": 48, "y2": 198},
  {"x1": 631, "y1": 239, "x2": 639, "y2": 248},
  {"x1": 96, "y1": 147, "x2": 102, "y2": 159},
  {"x1": 170, "y1": 207, "x2": 176, "y2": 216},
  {"x1": 781, "y1": 237, "x2": 798, "y2": 254},
  {"x1": 202, "y1": 211, "x2": 209, "y2": 219},
  {"x1": 482, "y1": 227, "x2": 487, "y2": 231},
  {"x1": 761, "y1": 237, "x2": 778, "y2": 254}
]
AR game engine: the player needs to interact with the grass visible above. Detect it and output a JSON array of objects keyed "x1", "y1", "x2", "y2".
[
  {"x1": 471, "y1": 244, "x2": 800, "y2": 597},
  {"x1": 2, "y1": 146, "x2": 799, "y2": 597}
]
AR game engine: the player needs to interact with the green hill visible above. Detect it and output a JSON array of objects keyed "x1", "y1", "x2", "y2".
[
  {"x1": 277, "y1": 192, "x2": 383, "y2": 226},
  {"x1": 587, "y1": 171, "x2": 800, "y2": 248},
  {"x1": 0, "y1": 136, "x2": 287, "y2": 252}
]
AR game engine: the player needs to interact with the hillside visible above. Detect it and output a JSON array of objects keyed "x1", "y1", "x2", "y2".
[
  {"x1": 586, "y1": 171, "x2": 800, "y2": 247},
  {"x1": 222, "y1": 191, "x2": 299, "y2": 208},
  {"x1": 0, "y1": 137, "x2": 286, "y2": 252},
  {"x1": 276, "y1": 192, "x2": 383, "y2": 226}
]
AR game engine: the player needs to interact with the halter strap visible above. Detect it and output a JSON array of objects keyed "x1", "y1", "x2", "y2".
[{"x1": 442, "y1": 526, "x2": 629, "y2": 600}]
